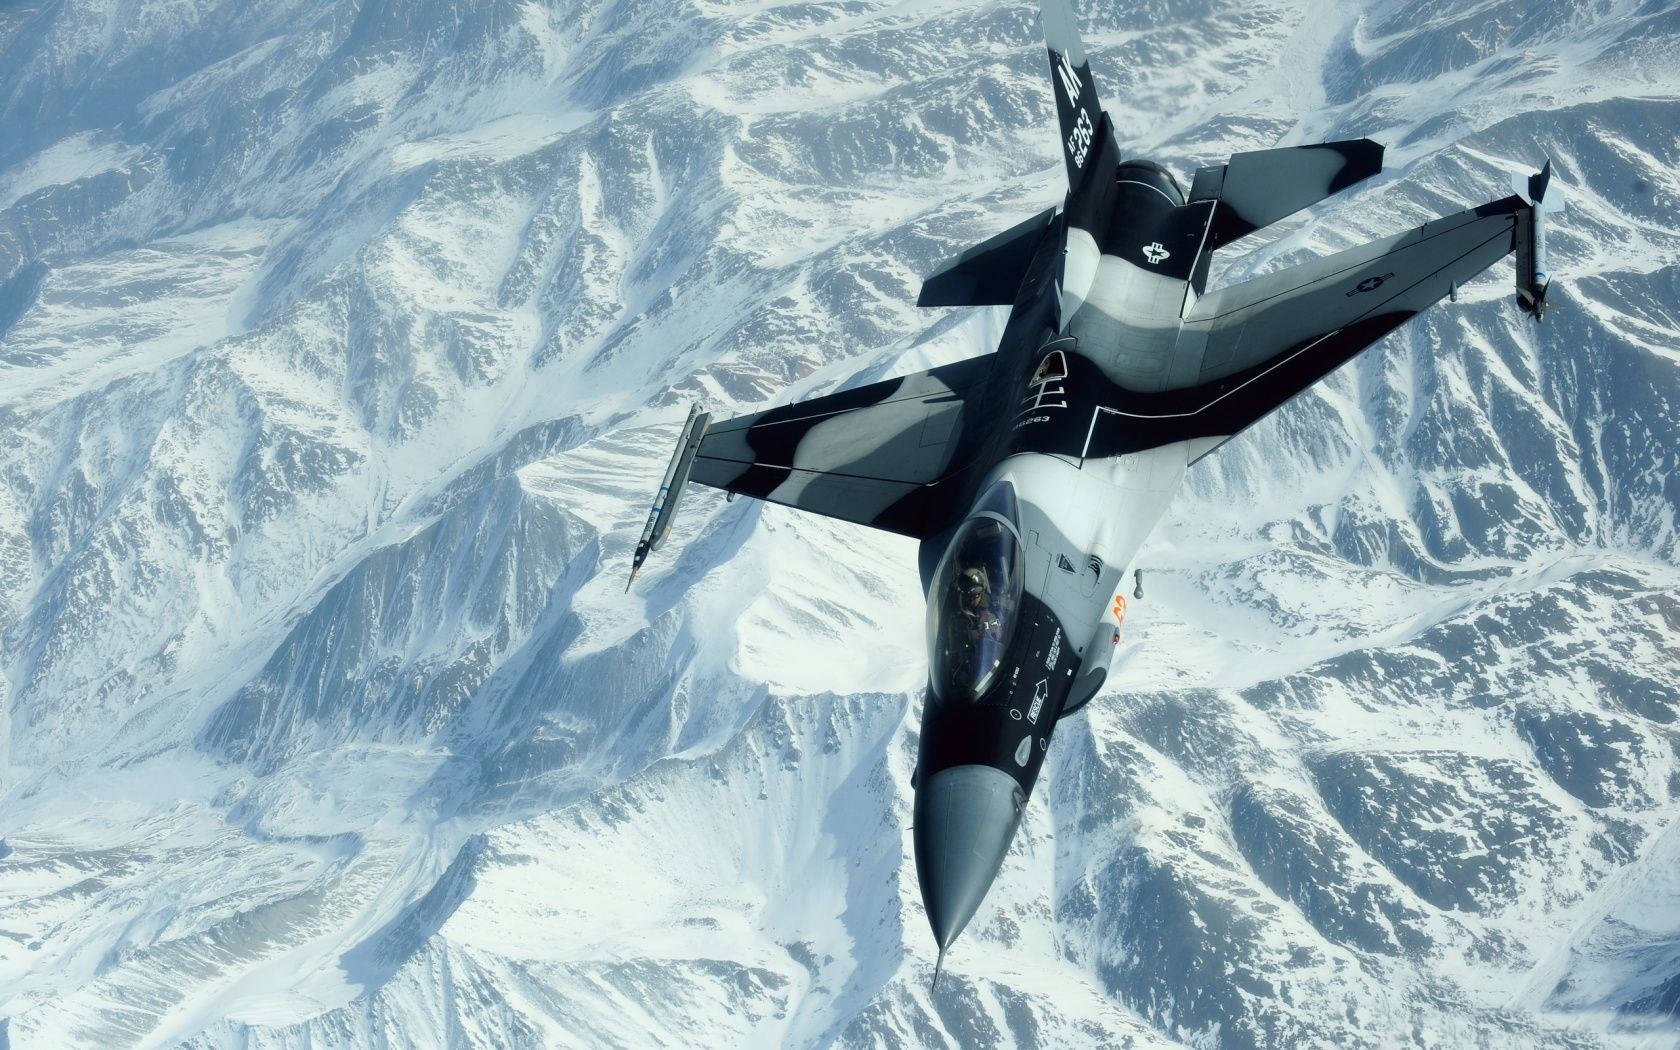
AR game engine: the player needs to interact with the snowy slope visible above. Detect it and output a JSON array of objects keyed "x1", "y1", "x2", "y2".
[{"x1": 1, "y1": 0, "x2": 1677, "y2": 1046}]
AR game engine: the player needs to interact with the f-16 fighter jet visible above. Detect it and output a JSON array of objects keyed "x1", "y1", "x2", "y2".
[{"x1": 630, "y1": 0, "x2": 1560, "y2": 984}]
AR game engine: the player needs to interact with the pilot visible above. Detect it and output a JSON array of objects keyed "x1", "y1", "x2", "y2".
[{"x1": 958, "y1": 566, "x2": 1004, "y2": 645}]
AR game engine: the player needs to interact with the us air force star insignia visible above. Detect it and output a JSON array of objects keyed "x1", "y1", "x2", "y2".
[
  {"x1": 1142, "y1": 242, "x2": 1170, "y2": 264},
  {"x1": 1345, "y1": 271, "x2": 1395, "y2": 297}
]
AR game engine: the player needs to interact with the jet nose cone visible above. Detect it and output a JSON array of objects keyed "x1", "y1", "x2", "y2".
[{"x1": 914, "y1": 764, "x2": 1026, "y2": 961}]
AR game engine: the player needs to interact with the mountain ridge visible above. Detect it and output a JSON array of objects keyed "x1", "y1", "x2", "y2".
[{"x1": 2, "y1": 0, "x2": 1677, "y2": 1046}]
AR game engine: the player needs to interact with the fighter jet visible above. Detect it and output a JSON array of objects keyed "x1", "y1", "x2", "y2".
[{"x1": 629, "y1": 0, "x2": 1560, "y2": 984}]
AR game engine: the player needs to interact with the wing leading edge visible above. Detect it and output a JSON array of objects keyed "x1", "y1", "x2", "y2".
[{"x1": 689, "y1": 354, "x2": 999, "y2": 538}]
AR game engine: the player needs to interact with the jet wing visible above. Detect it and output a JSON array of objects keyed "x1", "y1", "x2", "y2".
[
  {"x1": 1089, "y1": 195, "x2": 1529, "y2": 456},
  {"x1": 690, "y1": 354, "x2": 998, "y2": 538}
]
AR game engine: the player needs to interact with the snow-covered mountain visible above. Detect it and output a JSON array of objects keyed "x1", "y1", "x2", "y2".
[{"x1": 1, "y1": 0, "x2": 1677, "y2": 1045}]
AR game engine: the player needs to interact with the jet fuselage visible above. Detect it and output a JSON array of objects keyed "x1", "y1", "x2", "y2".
[{"x1": 913, "y1": 162, "x2": 1205, "y2": 957}]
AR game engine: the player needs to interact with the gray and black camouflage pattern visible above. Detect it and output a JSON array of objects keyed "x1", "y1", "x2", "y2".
[
  {"x1": 653, "y1": 0, "x2": 1555, "y2": 973},
  {"x1": 690, "y1": 176, "x2": 1533, "y2": 531}
]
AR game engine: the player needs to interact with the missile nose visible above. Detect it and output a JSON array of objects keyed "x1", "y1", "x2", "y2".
[{"x1": 914, "y1": 764, "x2": 1026, "y2": 969}]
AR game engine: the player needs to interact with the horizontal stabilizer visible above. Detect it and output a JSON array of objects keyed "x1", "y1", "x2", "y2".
[
  {"x1": 1192, "y1": 139, "x2": 1385, "y2": 251},
  {"x1": 918, "y1": 208, "x2": 1057, "y2": 308}
]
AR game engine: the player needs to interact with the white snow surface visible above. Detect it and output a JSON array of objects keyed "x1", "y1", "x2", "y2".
[{"x1": 1, "y1": 0, "x2": 1678, "y2": 1046}]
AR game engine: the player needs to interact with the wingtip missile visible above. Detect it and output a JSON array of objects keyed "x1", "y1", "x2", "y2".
[
  {"x1": 627, "y1": 405, "x2": 710, "y2": 590},
  {"x1": 1513, "y1": 158, "x2": 1562, "y2": 322}
]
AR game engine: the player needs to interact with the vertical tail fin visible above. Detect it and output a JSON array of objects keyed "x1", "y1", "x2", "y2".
[{"x1": 1039, "y1": 0, "x2": 1117, "y2": 186}]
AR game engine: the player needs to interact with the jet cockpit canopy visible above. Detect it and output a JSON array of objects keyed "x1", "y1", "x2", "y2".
[{"x1": 926, "y1": 488, "x2": 1024, "y2": 702}]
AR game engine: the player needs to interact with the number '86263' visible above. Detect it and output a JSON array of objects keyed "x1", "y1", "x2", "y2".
[{"x1": 1067, "y1": 108, "x2": 1092, "y2": 168}]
